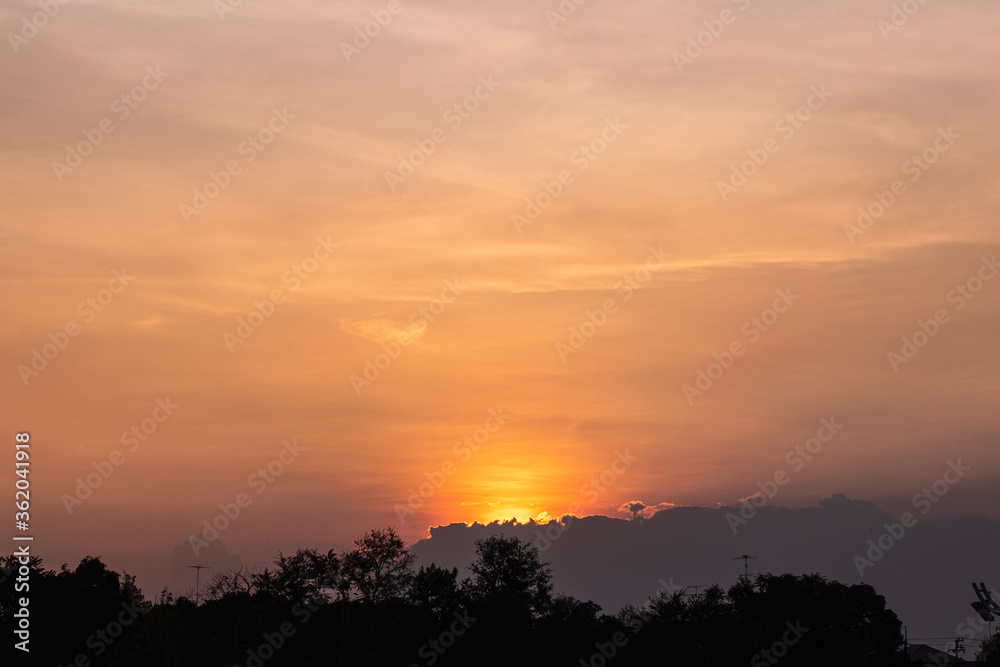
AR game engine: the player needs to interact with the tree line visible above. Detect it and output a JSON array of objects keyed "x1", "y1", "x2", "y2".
[{"x1": 2, "y1": 526, "x2": 998, "y2": 666}]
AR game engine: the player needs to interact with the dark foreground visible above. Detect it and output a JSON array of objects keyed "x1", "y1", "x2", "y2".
[{"x1": 3, "y1": 528, "x2": 997, "y2": 666}]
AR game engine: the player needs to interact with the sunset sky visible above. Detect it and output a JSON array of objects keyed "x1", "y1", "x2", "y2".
[{"x1": 3, "y1": 0, "x2": 999, "y2": 599}]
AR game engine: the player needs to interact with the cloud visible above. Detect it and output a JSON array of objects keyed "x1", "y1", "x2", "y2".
[
  {"x1": 617, "y1": 500, "x2": 678, "y2": 520},
  {"x1": 338, "y1": 317, "x2": 427, "y2": 345},
  {"x1": 413, "y1": 496, "x2": 1000, "y2": 649}
]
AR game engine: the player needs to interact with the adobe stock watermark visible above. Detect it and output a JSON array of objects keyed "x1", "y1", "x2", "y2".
[
  {"x1": 10, "y1": 550, "x2": 29, "y2": 653},
  {"x1": 717, "y1": 85, "x2": 833, "y2": 202},
  {"x1": 340, "y1": 0, "x2": 414, "y2": 62},
  {"x1": 512, "y1": 117, "x2": 627, "y2": 233},
  {"x1": 384, "y1": 75, "x2": 501, "y2": 192},
  {"x1": 555, "y1": 246, "x2": 670, "y2": 362},
  {"x1": 17, "y1": 269, "x2": 134, "y2": 386},
  {"x1": 52, "y1": 65, "x2": 168, "y2": 182},
  {"x1": 188, "y1": 439, "x2": 306, "y2": 556},
  {"x1": 877, "y1": 0, "x2": 932, "y2": 40},
  {"x1": 727, "y1": 417, "x2": 843, "y2": 534},
  {"x1": 581, "y1": 449, "x2": 638, "y2": 504},
  {"x1": 212, "y1": 0, "x2": 242, "y2": 20},
  {"x1": 222, "y1": 236, "x2": 339, "y2": 352},
  {"x1": 61, "y1": 397, "x2": 179, "y2": 514},
  {"x1": 394, "y1": 408, "x2": 511, "y2": 523},
  {"x1": 534, "y1": 449, "x2": 638, "y2": 552},
  {"x1": 672, "y1": 0, "x2": 752, "y2": 72},
  {"x1": 8, "y1": 0, "x2": 71, "y2": 54},
  {"x1": 212, "y1": 0, "x2": 272, "y2": 21},
  {"x1": 750, "y1": 620, "x2": 809, "y2": 667},
  {"x1": 179, "y1": 106, "x2": 294, "y2": 223},
  {"x1": 349, "y1": 279, "x2": 465, "y2": 395},
  {"x1": 682, "y1": 288, "x2": 799, "y2": 404},
  {"x1": 843, "y1": 126, "x2": 959, "y2": 243},
  {"x1": 853, "y1": 459, "x2": 970, "y2": 575},
  {"x1": 886, "y1": 255, "x2": 998, "y2": 372},
  {"x1": 544, "y1": 0, "x2": 589, "y2": 30}
]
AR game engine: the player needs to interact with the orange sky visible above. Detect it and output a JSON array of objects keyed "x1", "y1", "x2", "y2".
[{"x1": 3, "y1": 0, "x2": 999, "y2": 597}]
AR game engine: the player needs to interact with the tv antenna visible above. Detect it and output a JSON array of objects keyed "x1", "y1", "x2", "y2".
[
  {"x1": 189, "y1": 564, "x2": 211, "y2": 604},
  {"x1": 973, "y1": 582, "x2": 1000, "y2": 615},
  {"x1": 972, "y1": 582, "x2": 998, "y2": 638},
  {"x1": 733, "y1": 554, "x2": 759, "y2": 581},
  {"x1": 685, "y1": 584, "x2": 711, "y2": 598}
]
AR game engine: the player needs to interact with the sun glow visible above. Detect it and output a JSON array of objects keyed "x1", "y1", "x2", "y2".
[
  {"x1": 447, "y1": 450, "x2": 579, "y2": 527},
  {"x1": 456, "y1": 498, "x2": 557, "y2": 526},
  {"x1": 478, "y1": 506, "x2": 553, "y2": 525}
]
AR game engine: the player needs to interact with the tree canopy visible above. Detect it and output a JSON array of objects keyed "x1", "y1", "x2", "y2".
[{"x1": 0, "y1": 530, "x2": 944, "y2": 666}]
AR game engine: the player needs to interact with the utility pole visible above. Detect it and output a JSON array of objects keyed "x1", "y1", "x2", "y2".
[{"x1": 949, "y1": 637, "x2": 965, "y2": 660}]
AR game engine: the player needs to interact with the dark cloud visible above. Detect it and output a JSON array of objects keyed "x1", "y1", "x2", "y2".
[{"x1": 413, "y1": 496, "x2": 1000, "y2": 650}]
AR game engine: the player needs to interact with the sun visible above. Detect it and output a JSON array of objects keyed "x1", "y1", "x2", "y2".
[
  {"x1": 474, "y1": 502, "x2": 554, "y2": 525},
  {"x1": 444, "y1": 443, "x2": 582, "y2": 526}
]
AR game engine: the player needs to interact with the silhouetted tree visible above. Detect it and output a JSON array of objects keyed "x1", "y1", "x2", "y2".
[
  {"x1": 202, "y1": 564, "x2": 265, "y2": 661},
  {"x1": 255, "y1": 548, "x2": 340, "y2": 605},
  {"x1": 451, "y1": 535, "x2": 556, "y2": 666},
  {"x1": 343, "y1": 526, "x2": 414, "y2": 605},
  {"x1": 2, "y1": 535, "x2": 913, "y2": 667},
  {"x1": 409, "y1": 563, "x2": 464, "y2": 619},
  {"x1": 467, "y1": 534, "x2": 552, "y2": 614},
  {"x1": 205, "y1": 563, "x2": 260, "y2": 600},
  {"x1": 619, "y1": 584, "x2": 734, "y2": 665},
  {"x1": 727, "y1": 573, "x2": 906, "y2": 667},
  {"x1": 980, "y1": 630, "x2": 1000, "y2": 664},
  {"x1": 534, "y1": 595, "x2": 607, "y2": 665},
  {"x1": 0, "y1": 555, "x2": 151, "y2": 666}
]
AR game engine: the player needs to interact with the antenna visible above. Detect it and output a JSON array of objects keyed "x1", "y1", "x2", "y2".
[
  {"x1": 188, "y1": 564, "x2": 211, "y2": 604},
  {"x1": 733, "y1": 554, "x2": 759, "y2": 581},
  {"x1": 972, "y1": 582, "x2": 998, "y2": 639},
  {"x1": 974, "y1": 582, "x2": 1000, "y2": 614},
  {"x1": 685, "y1": 584, "x2": 711, "y2": 599}
]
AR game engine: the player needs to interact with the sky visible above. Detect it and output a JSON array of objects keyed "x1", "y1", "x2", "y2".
[{"x1": 2, "y1": 0, "x2": 999, "y2": 621}]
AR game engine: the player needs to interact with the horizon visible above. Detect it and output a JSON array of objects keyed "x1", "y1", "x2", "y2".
[
  {"x1": 19, "y1": 491, "x2": 1000, "y2": 659},
  {"x1": 46, "y1": 491, "x2": 1000, "y2": 653}
]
